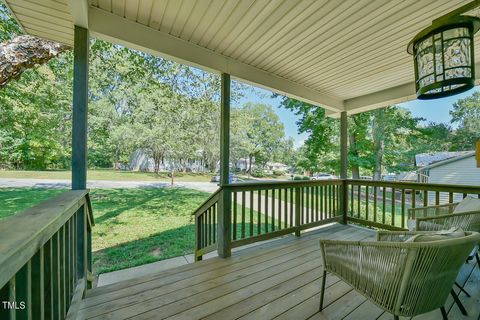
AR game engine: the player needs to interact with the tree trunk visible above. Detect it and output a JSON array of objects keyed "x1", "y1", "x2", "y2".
[
  {"x1": 372, "y1": 109, "x2": 386, "y2": 181},
  {"x1": 373, "y1": 140, "x2": 384, "y2": 180},
  {"x1": 248, "y1": 155, "x2": 253, "y2": 176},
  {"x1": 0, "y1": 35, "x2": 69, "y2": 88},
  {"x1": 348, "y1": 133, "x2": 360, "y2": 179}
]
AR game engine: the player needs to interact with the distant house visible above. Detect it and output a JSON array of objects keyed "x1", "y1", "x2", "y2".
[
  {"x1": 265, "y1": 162, "x2": 289, "y2": 173},
  {"x1": 417, "y1": 151, "x2": 479, "y2": 203}
]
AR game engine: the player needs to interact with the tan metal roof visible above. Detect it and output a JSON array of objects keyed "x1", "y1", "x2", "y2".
[{"x1": 3, "y1": 0, "x2": 478, "y2": 115}]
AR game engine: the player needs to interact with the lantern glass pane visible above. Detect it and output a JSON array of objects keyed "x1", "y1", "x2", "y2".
[
  {"x1": 443, "y1": 27, "x2": 469, "y2": 40},
  {"x1": 415, "y1": 37, "x2": 432, "y2": 53},
  {"x1": 417, "y1": 47, "x2": 434, "y2": 78},
  {"x1": 435, "y1": 39, "x2": 443, "y2": 74},
  {"x1": 445, "y1": 67, "x2": 471, "y2": 79},
  {"x1": 419, "y1": 74, "x2": 434, "y2": 88},
  {"x1": 444, "y1": 38, "x2": 471, "y2": 68}
]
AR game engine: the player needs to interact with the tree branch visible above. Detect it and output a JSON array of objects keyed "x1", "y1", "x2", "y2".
[{"x1": 0, "y1": 35, "x2": 70, "y2": 88}]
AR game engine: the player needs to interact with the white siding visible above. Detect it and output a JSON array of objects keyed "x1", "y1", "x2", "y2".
[{"x1": 427, "y1": 156, "x2": 480, "y2": 204}]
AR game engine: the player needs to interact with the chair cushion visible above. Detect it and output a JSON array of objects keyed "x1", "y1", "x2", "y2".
[
  {"x1": 406, "y1": 228, "x2": 465, "y2": 242},
  {"x1": 453, "y1": 197, "x2": 480, "y2": 214}
]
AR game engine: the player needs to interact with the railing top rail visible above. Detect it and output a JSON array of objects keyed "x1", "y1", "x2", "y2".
[
  {"x1": 192, "y1": 187, "x2": 222, "y2": 217},
  {"x1": 227, "y1": 179, "x2": 343, "y2": 190},
  {"x1": 0, "y1": 190, "x2": 90, "y2": 288},
  {"x1": 347, "y1": 179, "x2": 480, "y2": 193}
]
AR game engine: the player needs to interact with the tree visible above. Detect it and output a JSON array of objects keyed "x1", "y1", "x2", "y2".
[
  {"x1": 450, "y1": 91, "x2": 480, "y2": 150},
  {"x1": 0, "y1": 5, "x2": 69, "y2": 88},
  {"x1": 231, "y1": 103, "x2": 286, "y2": 174},
  {"x1": 276, "y1": 96, "x2": 340, "y2": 174}
]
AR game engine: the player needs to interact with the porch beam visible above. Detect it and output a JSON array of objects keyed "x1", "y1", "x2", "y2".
[
  {"x1": 72, "y1": 26, "x2": 89, "y2": 190},
  {"x1": 218, "y1": 73, "x2": 232, "y2": 258},
  {"x1": 88, "y1": 6, "x2": 344, "y2": 112},
  {"x1": 68, "y1": 0, "x2": 89, "y2": 29},
  {"x1": 342, "y1": 61, "x2": 480, "y2": 116}
]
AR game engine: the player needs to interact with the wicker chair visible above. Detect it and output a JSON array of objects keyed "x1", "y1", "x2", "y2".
[
  {"x1": 319, "y1": 231, "x2": 480, "y2": 320},
  {"x1": 409, "y1": 202, "x2": 480, "y2": 266},
  {"x1": 409, "y1": 202, "x2": 480, "y2": 316}
]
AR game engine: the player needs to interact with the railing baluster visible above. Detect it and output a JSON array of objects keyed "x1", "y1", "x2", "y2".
[
  {"x1": 257, "y1": 190, "x2": 261, "y2": 235},
  {"x1": 241, "y1": 191, "x2": 246, "y2": 239},
  {"x1": 249, "y1": 191, "x2": 254, "y2": 237},
  {"x1": 278, "y1": 188, "x2": 282, "y2": 230},
  {"x1": 16, "y1": 260, "x2": 31, "y2": 320},
  {"x1": 365, "y1": 185, "x2": 369, "y2": 221},
  {"x1": 401, "y1": 189, "x2": 405, "y2": 229},
  {"x1": 315, "y1": 186, "x2": 319, "y2": 221},
  {"x1": 320, "y1": 186, "x2": 324, "y2": 220},
  {"x1": 382, "y1": 187, "x2": 386, "y2": 224},
  {"x1": 265, "y1": 190, "x2": 269, "y2": 233},
  {"x1": 271, "y1": 189, "x2": 275, "y2": 232},
  {"x1": 295, "y1": 187, "x2": 301, "y2": 236},
  {"x1": 449, "y1": 192, "x2": 453, "y2": 204},
  {"x1": 53, "y1": 232, "x2": 61, "y2": 320},
  {"x1": 233, "y1": 192, "x2": 237, "y2": 241},
  {"x1": 290, "y1": 188, "x2": 294, "y2": 227},
  {"x1": 31, "y1": 248, "x2": 44, "y2": 318},
  {"x1": 62, "y1": 226, "x2": 67, "y2": 317},
  {"x1": 284, "y1": 188, "x2": 288, "y2": 228},
  {"x1": 391, "y1": 188, "x2": 396, "y2": 227},
  {"x1": 357, "y1": 185, "x2": 361, "y2": 219},
  {"x1": 435, "y1": 191, "x2": 440, "y2": 205},
  {"x1": 423, "y1": 190, "x2": 428, "y2": 207},
  {"x1": 349, "y1": 184, "x2": 353, "y2": 216},
  {"x1": 213, "y1": 204, "x2": 217, "y2": 242},
  {"x1": 373, "y1": 186, "x2": 377, "y2": 223},
  {"x1": 306, "y1": 186, "x2": 309, "y2": 222},
  {"x1": 208, "y1": 208, "x2": 212, "y2": 245}
]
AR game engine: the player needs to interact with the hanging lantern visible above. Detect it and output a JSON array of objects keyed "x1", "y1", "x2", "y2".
[{"x1": 407, "y1": 16, "x2": 480, "y2": 100}]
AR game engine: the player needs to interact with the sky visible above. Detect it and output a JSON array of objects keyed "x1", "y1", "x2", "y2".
[{"x1": 236, "y1": 84, "x2": 480, "y2": 148}]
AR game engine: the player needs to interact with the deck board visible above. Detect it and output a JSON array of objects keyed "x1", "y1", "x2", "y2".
[{"x1": 79, "y1": 224, "x2": 480, "y2": 320}]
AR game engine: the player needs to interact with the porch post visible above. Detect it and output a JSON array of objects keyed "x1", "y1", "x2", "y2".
[
  {"x1": 72, "y1": 26, "x2": 89, "y2": 191},
  {"x1": 340, "y1": 111, "x2": 348, "y2": 224},
  {"x1": 218, "y1": 73, "x2": 232, "y2": 258},
  {"x1": 72, "y1": 26, "x2": 89, "y2": 287}
]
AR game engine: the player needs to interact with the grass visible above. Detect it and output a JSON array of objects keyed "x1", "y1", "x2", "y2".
[
  {"x1": 0, "y1": 169, "x2": 213, "y2": 182},
  {"x1": 0, "y1": 188, "x2": 66, "y2": 219},
  {"x1": 0, "y1": 187, "x2": 211, "y2": 274}
]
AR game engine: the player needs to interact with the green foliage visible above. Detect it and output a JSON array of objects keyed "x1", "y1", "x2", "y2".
[
  {"x1": 0, "y1": 4, "x2": 21, "y2": 42},
  {"x1": 293, "y1": 175, "x2": 310, "y2": 181},
  {"x1": 231, "y1": 103, "x2": 292, "y2": 173},
  {"x1": 449, "y1": 91, "x2": 480, "y2": 150}
]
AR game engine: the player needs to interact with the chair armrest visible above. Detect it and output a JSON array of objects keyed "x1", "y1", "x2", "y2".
[
  {"x1": 407, "y1": 203, "x2": 459, "y2": 219},
  {"x1": 416, "y1": 210, "x2": 480, "y2": 231}
]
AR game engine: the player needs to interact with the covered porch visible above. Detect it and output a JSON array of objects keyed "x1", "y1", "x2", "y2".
[
  {"x1": 80, "y1": 224, "x2": 479, "y2": 320},
  {"x1": 1, "y1": 0, "x2": 480, "y2": 319}
]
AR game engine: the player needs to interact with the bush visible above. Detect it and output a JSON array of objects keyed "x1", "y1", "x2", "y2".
[
  {"x1": 273, "y1": 170, "x2": 284, "y2": 176},
  {"x1": 293, "y1": 175, "x2": 310, "y2": 181}
]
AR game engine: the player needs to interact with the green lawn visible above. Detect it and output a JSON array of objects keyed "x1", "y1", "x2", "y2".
[
  {"x1": 0, "y1": 169, "x2": 213, "y2": 182},
  {"x1": 0, "y1": 187, "x2": 210, "y2": 274}
]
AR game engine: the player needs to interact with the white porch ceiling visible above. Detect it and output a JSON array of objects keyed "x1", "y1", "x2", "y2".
[{"x1": 3, "y1": 0, "x2": 479, "y2": 115}]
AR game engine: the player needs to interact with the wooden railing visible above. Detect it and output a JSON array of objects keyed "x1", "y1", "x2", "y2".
[
  {"x1": 194, "y1": 180, "x2": 343, "y2": 260},
  {"x1": 194, "y1": 179, "x2": 480, "y2": 260},
  {"x1": 193, "y1": 189, "x2": 221, "y2": 261},
  {"x1": 0, "y1": 190, "x2": 94, "y2": 320},
  {"x1": 347, "y1": 180, "x2": 480, "y2": 230}
]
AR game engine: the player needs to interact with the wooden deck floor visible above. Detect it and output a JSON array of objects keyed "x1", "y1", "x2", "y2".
[{"x1": 79, "y1": 224, "x2": 480, "y2": 320}]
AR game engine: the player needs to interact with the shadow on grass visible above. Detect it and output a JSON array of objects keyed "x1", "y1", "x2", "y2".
[
  {"x1": 93, "y1": 224, "x2": 196, "y2": 274},
  {"x1": 92, "y1": 187, "x2": 205, "y2": 224},
  {"x1": 0, "y1": 188, "x2": 66, "y2": 219}
]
